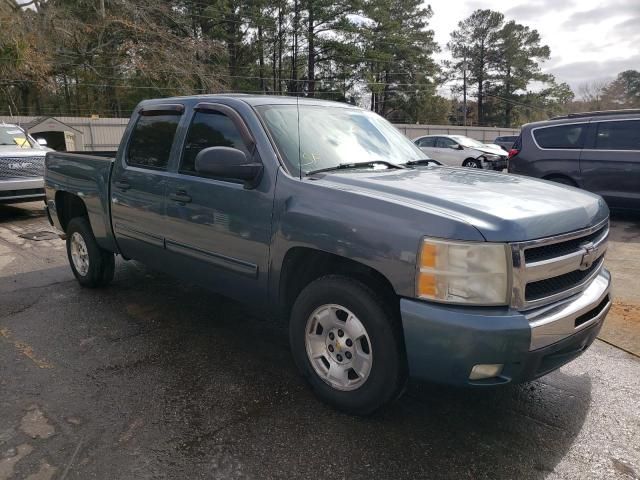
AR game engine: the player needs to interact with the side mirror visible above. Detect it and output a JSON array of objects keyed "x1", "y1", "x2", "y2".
[
  {"x1": 36, "y1": 138, "x2": 48, "y2": 146},
  {"x1": 448, "y1": 144, "x2": 462, "y2": 150},
  {"x1": 195, "y1": 146, "x2": 263, "y2": 189}
]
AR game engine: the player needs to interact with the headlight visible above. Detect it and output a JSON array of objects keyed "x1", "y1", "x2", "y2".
[
  {"x1": 481, "y1": 154, "x2": 501, "y2": 161},
  {"x1": 416, "y1": 238, "x2": 509, "y2": 305}
]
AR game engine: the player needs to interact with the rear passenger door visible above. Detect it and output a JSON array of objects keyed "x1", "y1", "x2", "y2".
[
  {"x1": 580, "y1": 119, "x2": 640, "y2": 210},
  {"x1": 415, "y1": 137, "x2": 436, "y2": 157},
  {"x1": 435, "y1": 137, "x2": 462, "y2": 166},
  {"x1": 111, "y1": 104, "x2": 183, "y2": 262}
]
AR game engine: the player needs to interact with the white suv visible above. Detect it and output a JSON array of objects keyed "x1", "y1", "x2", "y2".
[{"x1": 413, "y1": 135, "x2": 507, "y2": 170}]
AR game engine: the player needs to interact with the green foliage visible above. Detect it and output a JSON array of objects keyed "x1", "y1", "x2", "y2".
[{"x1": 603, "y1": 70, "x2": 640, "y2": 107}]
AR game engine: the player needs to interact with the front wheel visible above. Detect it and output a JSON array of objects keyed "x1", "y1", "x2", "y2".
[
  {"x1": 289, "y1": 275, "x2": 406, "y2": 415},
  {"x1": 463, "y1": 158, "x2": 482, "y2": 168},
  {"x1": 66, "y1": 217, "x2": 115, "y2": 288}
]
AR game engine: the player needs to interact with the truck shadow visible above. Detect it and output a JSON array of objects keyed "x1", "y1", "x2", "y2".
[
  {"x1": 609, "y1": 211, "x2": 640, "y2": 244},
  {"x1": 0, "y1": 201, "x2": 46, "y2": 224},
  {"x1": 85, "y1": 261, "x2": 591, "y2": 479},
  {"x1": 1, "y1": 261, "x2": 592, "y2": 479}
]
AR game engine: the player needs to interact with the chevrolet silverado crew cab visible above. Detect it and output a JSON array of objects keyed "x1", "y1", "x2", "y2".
[
  {"x1": 45, "y1": 95, "x2": 612, "y2": 415},
  {"x1": 1, "y1": 123, "x2": 49, "y2": 203}
]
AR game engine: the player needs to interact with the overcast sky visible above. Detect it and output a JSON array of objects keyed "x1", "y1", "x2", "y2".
[{"x1": 427, "y1": 0, "x2": 640, "y2": 94}]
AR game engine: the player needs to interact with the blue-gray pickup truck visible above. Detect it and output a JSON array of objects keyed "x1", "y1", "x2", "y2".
[{"x1": 45, "y1": 95, "x2": 612, "y2": 414}]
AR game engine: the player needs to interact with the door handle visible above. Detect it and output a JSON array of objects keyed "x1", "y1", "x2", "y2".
[
  {"x1": 169, "y1": 190, "x2": 192, "y2": 203},
  {"x1": 114, "y1": 180, "x2": 130, "y2": 191}
]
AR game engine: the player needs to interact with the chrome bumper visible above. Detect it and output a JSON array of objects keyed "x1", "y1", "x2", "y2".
[
  {"x1": 0, "y1": 177, "x2": 44, "y2": 191},
  {"x1": 526, "y1": 268, "x2": 611, "y2": 350}
]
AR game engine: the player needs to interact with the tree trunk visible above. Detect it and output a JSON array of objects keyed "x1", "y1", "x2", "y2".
[
  {"x1": 20, "y1": 84, "x2": 30, "y2": 115},
  {"x1": 277, "y1": 5, "x2": 283, "y2": 94},
  {"x1": 290, "y1": 0, "x2": 299, "y2": 94},
  {"x1": 307, "y1": 0, "x2": 315, "y2": 97},
  {"x1": 258, "y1": 22, "x2": 265, "y2": 92}
]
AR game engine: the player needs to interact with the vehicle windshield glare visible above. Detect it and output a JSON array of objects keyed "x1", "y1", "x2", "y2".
[
  {"x1": 0, "y1": 126, "x2": 35, "y2": 148},
  {"x1": 256, "y1": 104, "x2": 426, "y2": 175},
  {"x1": 450, "y1": 135, "x2": 485, "y2": 148}
]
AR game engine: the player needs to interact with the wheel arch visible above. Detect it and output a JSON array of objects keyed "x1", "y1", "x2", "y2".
[
  {"x1": 55, "y1": 191, "x2": 89, "y2": 232},
  {"x1": 542, "y1": 174, "x2": 579, "y2": 187},
  {"x1": 277, "y1": 247, "x2": 399, "y2": 321}
]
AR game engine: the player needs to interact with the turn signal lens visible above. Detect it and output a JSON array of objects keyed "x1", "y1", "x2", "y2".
[{"x1": 416, "y1": 238, "x2": 509, "y2": 305}]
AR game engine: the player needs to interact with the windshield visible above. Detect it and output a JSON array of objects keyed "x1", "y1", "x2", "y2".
[
  {"x1": 256, "y1": 104, "x2": 425, "y2": 175},
  {"x1": 0, "y1": 126, "x2": 35, "y2": 148},
  {"x1": 450, "y1": 136, "x2": 485, "y2": 148}
]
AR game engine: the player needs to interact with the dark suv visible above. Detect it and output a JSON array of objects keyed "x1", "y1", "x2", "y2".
[{"x1": 508, "y1": 110, "x2": 640, "y2": 211}]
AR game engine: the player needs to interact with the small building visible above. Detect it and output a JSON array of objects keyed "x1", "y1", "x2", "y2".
[
  {"x1": 22, "y1": 117, "x2": 85, "y2": 151},
  {"x1": 0, "y1": 115, "x2": 129, "y2": 152}
]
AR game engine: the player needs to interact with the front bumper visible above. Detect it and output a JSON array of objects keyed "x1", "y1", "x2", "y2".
[
  {"x1": 401, "y1": 268, "x2": 611, "y2": 386},
  {"x1": 481, "y1": 157, "x2": 508, "y2": 170},
  {"x1": 0, "y1": 178, "x2": 45, "y2": 203}
]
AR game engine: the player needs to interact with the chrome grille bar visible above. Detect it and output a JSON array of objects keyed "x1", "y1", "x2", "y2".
[{"x1": 510, "y1": 218, "x2": 609, "y2": 311}]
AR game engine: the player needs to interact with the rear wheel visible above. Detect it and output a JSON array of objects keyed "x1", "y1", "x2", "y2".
[
  {"x1": 289, "y1": 275, "x2": 406, "y2": 415},
  {"x1": 66, "y1": 217, "x2": 115, "y2": 288}
]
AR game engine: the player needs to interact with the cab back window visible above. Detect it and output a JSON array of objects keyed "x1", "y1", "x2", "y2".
[
  {"x1": 533, "y1": 124, "x2": 585, "y2": 149},
  {"x1": 127, "y1": 114, "x2": 180, "y2": 169}
]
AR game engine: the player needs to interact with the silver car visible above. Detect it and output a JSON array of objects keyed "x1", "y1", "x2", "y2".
[
  {"x1": 0, "y1": 124, "x2": 49, "y2": 203},
  {"x1": 413, "y1": 134, "x2": 508, "y2": 170}
]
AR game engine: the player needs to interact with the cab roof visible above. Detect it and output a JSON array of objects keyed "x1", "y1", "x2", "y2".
[{"x1": 137, "y1": 94, "x2": 360, "y2": 110}]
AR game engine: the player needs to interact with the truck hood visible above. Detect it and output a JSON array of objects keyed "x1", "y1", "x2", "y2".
[
  {"x1": 315, "y1": 166, "x2": 608, "y2": 242},
  {"x1": 472, "y1": 144, "x2": 507, "y2": 157}
]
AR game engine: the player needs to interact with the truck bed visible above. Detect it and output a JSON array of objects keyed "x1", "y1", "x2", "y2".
[{"x1": 45, "y1": 151, "x2": 118, "y2": 252}]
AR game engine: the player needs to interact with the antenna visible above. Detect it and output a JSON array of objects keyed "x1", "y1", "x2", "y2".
[{"x1": 296, "y1": 91, "x2": 302, "y2": 180}]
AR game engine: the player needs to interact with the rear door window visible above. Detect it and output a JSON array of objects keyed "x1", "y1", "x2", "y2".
[
  {"x1": 436, "y1": 137, "x2": 457, "y2": 148},
  {"x1": 417, "y1": 137, "x2": 436, "y2": 147},
  {"x1": 127, "y1": 114, "x2": 181, "y2": 169},
  {"x1": 533, "y1": 124, "x2": 586, "y2": 149},
  {"x1": 594, "y1": 120, "x2": 640, "y2": 150}
]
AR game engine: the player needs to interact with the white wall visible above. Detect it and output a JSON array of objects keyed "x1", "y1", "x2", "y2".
[{"x1": 1, "y1": 115, "x2": 520, "y2": 151}]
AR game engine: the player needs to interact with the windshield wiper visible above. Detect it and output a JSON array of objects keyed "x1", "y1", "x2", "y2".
[
  {"x1": 403, "y1": 158, "x2": 442, "y2": 166},
  {"x1": 306, "y1": 160, "x2": 405, "y2": 176}
]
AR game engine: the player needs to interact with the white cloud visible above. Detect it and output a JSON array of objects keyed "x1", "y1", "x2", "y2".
[{"x1": 426, "y1": 0, "x2": 640, "y2": 92}]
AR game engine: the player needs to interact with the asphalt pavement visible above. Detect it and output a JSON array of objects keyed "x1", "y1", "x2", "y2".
[{"x1": 1, "y1": 201, "x2": 639, "y2": 480}]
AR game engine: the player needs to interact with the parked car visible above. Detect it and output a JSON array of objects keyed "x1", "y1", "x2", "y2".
[
  {"x1": 0, "y1": 124, "x2": 49, "y2": 203},
  {"x1": 508, "y1": 109, "x2": 640, "y2": 212},
  {"x1": 494, "y1": 135, "x2": 519, "y2": 151},
  {"x1": 45, "y1": 95, "x2": 611, "y2": 415},
  {"x1": 413, "y1": 134, "x2": 507, "y2": 170}
]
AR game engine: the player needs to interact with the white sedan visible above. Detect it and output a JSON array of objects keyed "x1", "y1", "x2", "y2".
[{"x1": 413, "y1": 135, "x2": 508, "y2": 170}]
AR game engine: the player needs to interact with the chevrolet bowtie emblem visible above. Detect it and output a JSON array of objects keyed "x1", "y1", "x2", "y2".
[{"x1": 579, "y1": 242, "x2": 597, "y2": 270}]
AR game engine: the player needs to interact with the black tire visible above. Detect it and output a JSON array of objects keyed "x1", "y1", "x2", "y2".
[
  {"x1": 463, "y1": 158, "x2": 482, "y2": 168},
  {"x1": 289, "y1": 275, "x2": 407, "y2": 415},
  {"x1": 66, "y1": 217, "x2": 115, "y2": 288}
]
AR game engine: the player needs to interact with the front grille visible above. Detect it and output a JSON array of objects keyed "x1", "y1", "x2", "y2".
[
  {"x1": 525, "y1": 225, "x2": 607, "y2": 263},
  {"x1": 525, "y1": 259, "x2": 602, "y2": 301},
  {"x1": 0, "y1": 156, "x2": 45, "y2": 179},
  {"x1": 511, "y1": 220, "x2": 609, "y2": 309}
]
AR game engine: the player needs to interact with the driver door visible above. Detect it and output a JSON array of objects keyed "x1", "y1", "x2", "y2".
[{"x1": 163, "y1": 103, "x2": 274, "y2": 302}]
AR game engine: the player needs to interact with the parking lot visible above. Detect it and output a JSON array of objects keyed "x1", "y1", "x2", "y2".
[{"x1": 1, "y1": 201, "x2": 639, "y2": 480}]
